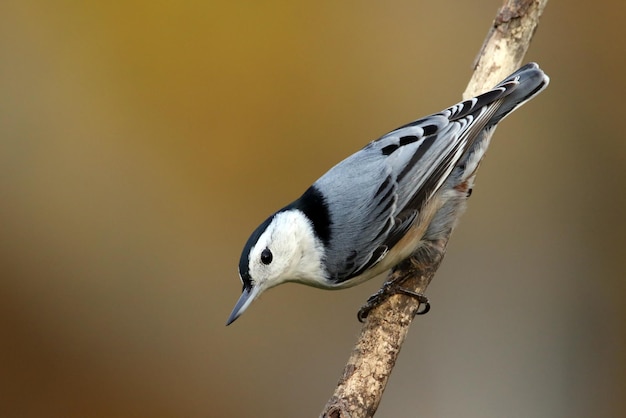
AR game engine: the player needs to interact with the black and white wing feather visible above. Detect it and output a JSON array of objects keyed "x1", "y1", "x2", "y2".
[{"x1": 313, "y1": 63, "x2": 547, "y2": 284}]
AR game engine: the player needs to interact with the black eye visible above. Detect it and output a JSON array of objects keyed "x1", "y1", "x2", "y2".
[{"x1": 260, "y1": 248, "x2": 273, "y2": 265}]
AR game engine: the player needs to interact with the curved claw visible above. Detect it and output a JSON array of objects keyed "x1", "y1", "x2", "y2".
[
  {"x1": 357, "y1": 307, "x2": 369, "y2": 323},
  {"x1": 416, "y1": 299, "x2": 430, "y2": 315},
  {"x1": 357, "y1": 285, "x2": 431, "y2": 322},
  {"x1": 395, "y1": 287, "x2": 430, "y2": 316},
  {"x1": 357, "y1": 297, "x2": 379, "y2": 322}
]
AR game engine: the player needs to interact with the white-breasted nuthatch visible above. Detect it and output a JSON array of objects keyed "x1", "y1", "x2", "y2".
[{"x1": 227, "y1": 63, "x2": 549, "y2": 325}]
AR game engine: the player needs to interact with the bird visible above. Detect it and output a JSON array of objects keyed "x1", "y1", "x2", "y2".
[{"x1": 226, "y1": 63, "x2": 549, "y2": 325}]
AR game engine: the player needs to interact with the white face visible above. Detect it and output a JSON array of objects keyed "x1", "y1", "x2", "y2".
[
  {"x1": 227, "y1": 209, "x2": 328, "y2": 325},
  {"x1": 247, "y1": 210, "x2": 324, "y2": 292}
]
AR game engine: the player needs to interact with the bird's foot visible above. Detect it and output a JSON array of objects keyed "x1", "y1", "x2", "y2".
[{"x1": 357, "y1": 281, "x2": 430, "y2": 322}]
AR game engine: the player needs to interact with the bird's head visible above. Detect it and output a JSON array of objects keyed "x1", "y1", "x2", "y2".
[{"x1": 226, "y1": 209, "x2": 326, "y2": 325}]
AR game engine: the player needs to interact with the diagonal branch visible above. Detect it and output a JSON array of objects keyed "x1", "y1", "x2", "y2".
[{"x1": 320, "y1": 1, "x2": 549, "y2": 417}]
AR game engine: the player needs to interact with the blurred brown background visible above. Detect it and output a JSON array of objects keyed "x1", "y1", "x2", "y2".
[{"x1": 1, "y1": 1, "x2": 624, "y2": 417}]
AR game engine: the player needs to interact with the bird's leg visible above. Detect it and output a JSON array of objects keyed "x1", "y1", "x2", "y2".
[
  {"x1": 358, "y1": 240, "x2": 441, "y2": 322},
  {"x1": 357, "y1": 277, "x2": 430, "y2": 322}
]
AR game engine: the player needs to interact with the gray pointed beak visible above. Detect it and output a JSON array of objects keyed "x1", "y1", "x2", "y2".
[{"x1": 226, "y1": 286, "x2": 258, "y2": 326}]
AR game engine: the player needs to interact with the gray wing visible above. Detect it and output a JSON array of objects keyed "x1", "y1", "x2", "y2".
[{"x1": 316, "y1": 73, "x2": 529, "y2": 283}]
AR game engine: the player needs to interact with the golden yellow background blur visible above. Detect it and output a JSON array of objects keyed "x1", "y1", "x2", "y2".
[{"x1": 1, "y1": 1, "x2": 625, "y2": 417}]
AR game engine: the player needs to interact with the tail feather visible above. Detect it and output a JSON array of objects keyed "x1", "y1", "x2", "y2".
[{"x1": 488, "y1": 62, "x2": 550, "y2": 125}]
